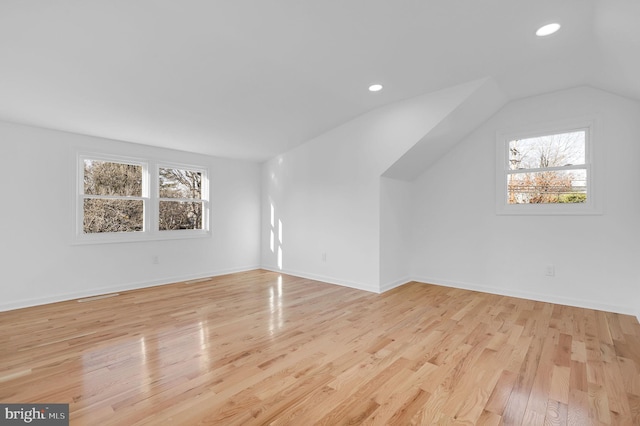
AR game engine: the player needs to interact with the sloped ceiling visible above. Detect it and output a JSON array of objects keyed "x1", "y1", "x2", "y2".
[
  {"x1": 383, "y1": 78, "x2": 508, "y2": 181},
  {"x1": 0, "y1": 1, "x2": 638, "y2": 161}
]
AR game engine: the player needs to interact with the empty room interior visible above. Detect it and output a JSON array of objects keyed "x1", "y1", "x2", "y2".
[{"x1": 2, "y1": 1, "x2": 640, "y2": 425}]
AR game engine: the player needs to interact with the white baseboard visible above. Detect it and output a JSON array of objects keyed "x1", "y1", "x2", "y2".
[
  {"x1": 412, "y1": 275, "x2": 639, "y2": 317},
  {"x1": 380, "y1": 277, "x2": 412, "y2": 293},
  {"x1": 0, "y1": 265, "x2": 260, "y2": 312},
  {"x1": 260, "y1": 266, "x2": 379, "y2": 293},
  {"x1": 8, "y1": 266, "x2": 636, "y2": 322}
]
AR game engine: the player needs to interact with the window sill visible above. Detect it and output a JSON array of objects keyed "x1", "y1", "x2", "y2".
[
  {"x1": 496, "y1": 203, "x2": 603, "y2": 216},
  {"x1": 72, "y1": 229, "x2": 212, "y2": 245}
]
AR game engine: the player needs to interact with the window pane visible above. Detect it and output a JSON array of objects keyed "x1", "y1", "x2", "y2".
[
  {"x1": 83, "y1": 199, "x2": 144, "y2": 233},
  {"x1": 84, "y1": 160, "x2": 142, "y2": 196},
  {"x1": 159, "y1": 201, "x2": 203, "y2": 230},
  {"x1": 509, "y1": 131, "x2": 585, "y2": 170},
  {"x1": 159, "y1": 168, "x2": 202, "y2": 199},
  {"x1": 508, "y1": 169, "x2": 587, "y2": 204}
]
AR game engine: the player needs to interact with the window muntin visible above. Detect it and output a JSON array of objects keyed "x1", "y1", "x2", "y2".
[
  {"x1": 82, "y1": 159, "x2": 146, "y2": 234},
  {"x1": 158, "y1": 167, "x2": 205, "y2": 231}
]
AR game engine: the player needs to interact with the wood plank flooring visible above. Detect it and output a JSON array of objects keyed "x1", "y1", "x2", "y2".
[{"x1": 1, "y1": 270, "x2": 639, "y2": 425}]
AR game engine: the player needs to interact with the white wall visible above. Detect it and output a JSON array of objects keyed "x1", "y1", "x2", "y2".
[
  {"x1": 261, "y1": 83, "x2": 485, "y2": 291},
  {"x1": 261, "y1": 142, "x2": 382, "y2": 292},
  {"x1": 0, "y1": 121, "x2": 261, "y2": 311},
  {"x1": 410, "y1": 87, "x2": 640, "y2": 316},
  {"x1": 380, "y1": 177, "x2": 412, "y2": 290}
]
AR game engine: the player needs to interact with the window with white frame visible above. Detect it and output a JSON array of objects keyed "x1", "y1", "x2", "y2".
[
  {"x1": 158, "y1": 166, "x2": 207, "y2": 231},
  {"x1": 81, "y1": 157, "x2": 147, "y2": 234},
  {"x1": 76, "y1": 153, "x2": 209, "y2": 242},
  {"x1": 496, "y1": 119, "x2": 600, "y2": 215}
]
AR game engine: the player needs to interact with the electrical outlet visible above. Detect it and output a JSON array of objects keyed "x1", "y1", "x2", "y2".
[
  {"x1": 152, "y1": 255, "x2": 159, "y2": 264},
  {"x1": 322, "y1": 252, "x2": 327, "y2": 262},
  {"x1": 545, "y1": 264, "x2": 555, "y2": 276}
]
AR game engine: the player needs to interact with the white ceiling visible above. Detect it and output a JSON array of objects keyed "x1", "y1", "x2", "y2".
[{"x1": 1, "y1": 1, "x2": 638, "y2": 161}]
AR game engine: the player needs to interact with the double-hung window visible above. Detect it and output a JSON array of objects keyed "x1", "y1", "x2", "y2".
[
  {"x1": 496, "y1": 118, "x2": 600, "y2": 214},
  {"x1": 81, "y1": 156, "x2": 148, "y2": 235},
  {"x1": 158, "y1": 166, "x2": 207, "y2": 231},
  {"x1": 76, "y1": 153, "x2": 209, "y2": 243}
]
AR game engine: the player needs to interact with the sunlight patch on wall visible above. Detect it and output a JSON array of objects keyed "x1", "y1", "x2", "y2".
[
  {"x1": 269, "y1": 200, "x2": 284, "y2": 269},
  {"x1": 270, "y1": 203, "x2": 275, "y2": 227}
]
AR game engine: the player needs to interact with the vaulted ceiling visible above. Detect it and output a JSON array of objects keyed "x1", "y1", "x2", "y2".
[{"x1": 1, "y1": 1, "x2": 638, "y2": 161}]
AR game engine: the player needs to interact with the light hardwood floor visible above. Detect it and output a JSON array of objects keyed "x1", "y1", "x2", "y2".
[{"x1": 1, "y1": 270, "x2": 639, "y2": 425}]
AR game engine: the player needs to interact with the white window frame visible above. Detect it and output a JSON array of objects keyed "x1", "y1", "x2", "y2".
[
  {"x1": 156, "y1": 162, "x2": 210, "y2": 234},
  {"x1": 74, "y1": 152, "x2": 210, "y2": 244},
  {"x1": 495, "y1": 117, "x2": 602, "y2": 215}
]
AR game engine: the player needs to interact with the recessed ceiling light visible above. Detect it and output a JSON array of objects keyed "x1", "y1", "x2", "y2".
[
  {"x1": 536, "y1": 23, "x2": 561, "y2": 37},
  {"x1": 368, "y1": 84, "x2": 383, "y2": 92}
]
